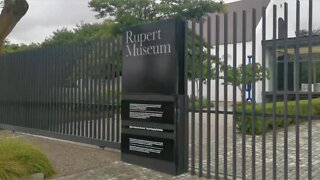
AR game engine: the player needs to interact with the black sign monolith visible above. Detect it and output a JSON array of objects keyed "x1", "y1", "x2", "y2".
[{"x1": 121, "y1": 19, "x2": 188, "y2": 175}]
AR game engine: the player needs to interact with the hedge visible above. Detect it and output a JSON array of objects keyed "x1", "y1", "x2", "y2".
[{"x1": 236, "y1": 98, "x2": 320, "y2": 135}]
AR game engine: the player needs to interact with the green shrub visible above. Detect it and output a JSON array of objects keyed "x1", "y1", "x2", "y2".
[
  {"x1": 0, "y1": 140, "x2": 54, "y2": 180},
  {"x1": 236, "y1": 98, "x2": 320, "y2": 135},
  {"x1": 188, "y1": 97, "x2": 214, "y2": 109}
]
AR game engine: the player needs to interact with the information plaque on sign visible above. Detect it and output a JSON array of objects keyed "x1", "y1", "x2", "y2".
[{"x1": 121, "y1": 19, "x2": 188, "y2": 175}]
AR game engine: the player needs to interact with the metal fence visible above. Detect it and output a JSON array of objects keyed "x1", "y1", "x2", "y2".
[
  {"x1": 0, "y1": 37, "x2": 122, "y2": 149},
  {"x1": 1, "y1": 0, "x2": 320, "y2": 179},
  {"x1": 188, "y1": 0, "x2": 319, "y2": 179}
]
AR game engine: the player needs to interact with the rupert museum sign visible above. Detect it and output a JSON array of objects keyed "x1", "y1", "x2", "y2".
[{"x1": 121, "y1": 19, "x2": 188, "y2": 175}]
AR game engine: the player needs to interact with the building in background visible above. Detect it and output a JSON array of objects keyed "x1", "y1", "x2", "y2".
[{"x1": 189, "y1": 0, "x2": 320, "y2": 103}]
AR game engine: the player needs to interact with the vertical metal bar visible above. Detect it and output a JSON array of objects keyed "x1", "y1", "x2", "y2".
[
  {"x1": 191, "y1": 20, "x2": 196, "y2": 175},
  {"x1": 16, "y1": 53, "x2": 19, "y2": 127},
  {"x1": 1, "y1": 56, "x2": 4, "y2": 125},
  {"x1": 283, "y1": 3, "x2": 289, "y2": 180},
  {"x1": 7, "y1": 54, "x2": 9, "y2": 126},
  {"x1": 232, "y1": 11, "x2": 238, "y2": 180},
  {"x1": 37, "y1": 48, "x2": 41, "y2": 130},
  {"x1": 99, "y1": 38, "x2": 105, "y2": 139},
  {"x1": 92, "y1": 40, "x2": 97, "y2": 139},
  {"x1": 116, "y1": 36, "x2": 121, "y2": 142},
  {"x1": 88, "y1": 42, "x2": 93, "y2": 138},
  {"x1": 41, "y1": 48, "x2": 44, "y2": 130},
  {"x1": 107, "y1": 40, "x2": 111, "y2": 141},
  {"x1": 184, "y1": 21, "x2": 189, "y2": 174},
  {"x1": 57, "y1": 45, "x2": 62, "y2": 133},
  {"x1": 215, "y1": 15, "x2": 220, "y2": 180},
  {"x1": 34, "y1": 50, "x2": 37, "y2": 129},
  {"x1": 70, "y1": 43, "x2": 74, "y2": 133},
  {"x1": 59, "y1": 45, "x2": 69, "y2": 134},
  {"x1": 61, "y1": 45, "x2": 67, "y2": 134},
  {"x1": 17, "y1": 53, "x2": 20, "y2": 127},
  {"x1": 27, "y1": 51, "x2": 31, "y2": 128},
  {"x1": 206, "y1": 15, "x2": 212, "y2": 179},
  {"x1": 65, "y1": 45, "x2": 70, "y2": 135},
  {"x1": 9, "y1": 54, "x2": 12, "y2": 126},
  {"x1": 13, "y1": 53, "x2": 16, "y2": 127},
  {"x1": 272, "y1": 5, "x2": 277, "y2": 180},
  {"x1": 77, "y1": 42, "x2": 82, "y2": 136},
  {"x1": 15, "y1": 53, "x2": 18, "y2": 127},
  {"x1": 294, "y1": 0, "x2": 300, "y2": 179},
  {"x1": 111, "y1": 39, "x2": 116, "y2": 142},
  {"x1": 11, "y1": 54, "x2": 14, "y2": 127},
  {"x1": 38, "y1": 48, "x2": 42, "y2": 129},
  {"x1": 81, "y1": 42, "x2": 85, "y2": 137},
  {"x1": 1, "y1": 56, "x2": 3, "y2": 125},
  {"x1": 74, "y1": 43, "x2": 79, "y2": 136},
  {"x1": 45, "y1": 46, "x2": 50, "y2": 131},
  {"x1": 85, "y1": 42, "x2": 90, "y2": 138},
  {"x1": 2, "y1": 55, "x2": 5, "y2": 125},
  {"x1": 261, "y1": 6, "x2": 267, "y2": 180},
  {"x1": 11, "y1": 54, "x2": 13, "y2": 127},
  {"x1": 20, "y1": 52, "x2": 23, "y2": 128},
  {"x1": 251, "y1": 8, "x2": 257, "y2": 180},
  {"x1": 33, "y1": 50, "x2": 36, "y2": 128},
  {"x1": 45, "y1": 47, "x2": 49, "y2": 130},
  {"x1": 55, "y1": 45, "x2": 60, "y2": 133},
  {"x1": 7, "y1": 55, "x2": 10, "y2": 127},
  {"x1": 95, "y1": 39, "x2": 99, "y2": 139},
  {"x1": 198, "y1": 18, "x2": 204, "y2": 177},
  {"x1": 4, "y1": 56, "x2": 7, "y2": 126},
  {"x1": 53, "y1": 46, "x2": 58, "y2": 133},
  {"x1": 40, "y1": 48, "x2": 45, "y2": 130},
  {"x1": 223, "y1": 13, "x2": 228, "y2": 179},
  {"x1": 72, "y1": 44, "x2": 77, "y2": 136},
  {"x1": 50, "y1": 47, "x2": 54, "y2": 132},
  {"x1": 102, "y1": 38, "x2": 107, "y2": 140},
  {"x1": 97, "y1": 39, "x2": 102, "y2": 139},
  {"x1": 51, "y1": 46, "x2": 55, "y2": 132},
  {"x1": 241, "y1": 10, "x2": 247, "y2": 180},
  {"x1": 307, "y1": 0, "x2": 313, "y2": 179},
  {"x1": 30, "y1": 50, "x2": 34, "y2": 129}
]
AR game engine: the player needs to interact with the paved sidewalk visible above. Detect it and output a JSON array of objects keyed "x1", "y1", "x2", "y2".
[
  {"x1": 52, "y1": 160, "x2": 203, "y2": 180},
  {"x1": 190, "y1": 113, "x2": 320, "y2": 179}
]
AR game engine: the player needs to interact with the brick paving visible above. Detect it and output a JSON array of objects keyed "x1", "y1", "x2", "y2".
[{"x1": 190, "y1": 113, "x2": 320, "y2": 179}]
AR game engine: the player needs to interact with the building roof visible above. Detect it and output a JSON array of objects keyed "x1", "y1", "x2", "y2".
[{"x1": 201, "y1": 0, "x2": 271, "y2": 45}]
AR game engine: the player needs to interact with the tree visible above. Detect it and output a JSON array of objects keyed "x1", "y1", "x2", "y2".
[
  {"x1": 89, "y1": 0, "x2": 225, "y2": 27},
  {"x1": 2, "y1": 40, "x2": 39, "y2": 53},
  {"x1": 42, "y1": 21, "x2": 120, "y2": 46},
  {"x1": 0, "y1": 0, "x2": 29, "y2": 52},
  {"x1": 89, "y1": 0, "x2": 225, "y2": 75},
  {"x1": 220, "y1": 62, "x2": 269, "y2": 99}
]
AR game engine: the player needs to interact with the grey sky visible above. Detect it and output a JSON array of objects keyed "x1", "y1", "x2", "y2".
[
  {"x1": 5, "y1": 0, "x2": 319, "y2": 44},
  {"x1": 7, "y1": 0, "x2": 102, "y2": 44}
]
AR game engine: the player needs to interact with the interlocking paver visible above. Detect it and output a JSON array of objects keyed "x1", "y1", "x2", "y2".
[{"x1": 190, "y1": 113, "x2": 320, "y2": 179}]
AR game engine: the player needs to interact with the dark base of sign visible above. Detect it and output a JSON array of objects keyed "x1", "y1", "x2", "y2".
[{"x1": 121, "y1": 153, "x2": 187, "y2": 175}]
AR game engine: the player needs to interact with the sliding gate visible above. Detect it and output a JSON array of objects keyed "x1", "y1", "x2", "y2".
[
  {"x1": 0, "y1": 38, "x2": 122, "y2": 149},
  {"x1": 188, "y1": 0, "x2": 320, "y2": 179}
]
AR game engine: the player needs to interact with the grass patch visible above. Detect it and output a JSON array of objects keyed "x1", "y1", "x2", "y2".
[
  {"x1": 188, "y1": 97, "x2": 214, "y2": 109},
  {"x1": 236, "y1": 98, "x2": 320, "y2": 135},
  {"x1": 0, "y1": 140, "x2": 54, "y2": 180}
]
